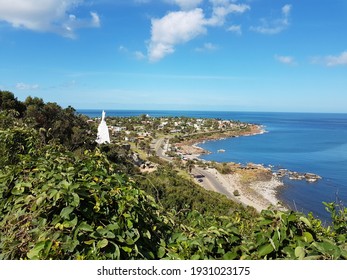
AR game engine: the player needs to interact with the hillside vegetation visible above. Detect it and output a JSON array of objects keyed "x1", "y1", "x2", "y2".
[{"x1": 0, "y1": 90, "x2": 346, "y2": 260}]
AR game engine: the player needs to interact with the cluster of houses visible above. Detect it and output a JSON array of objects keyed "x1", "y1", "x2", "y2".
[{"x1": 90, "y1": 115, "x2": 243, "y2": 145}]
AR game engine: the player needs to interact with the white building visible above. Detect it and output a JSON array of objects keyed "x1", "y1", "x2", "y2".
[{"x1": 96, "y1": 110, "x2": 110, "y2": 144}]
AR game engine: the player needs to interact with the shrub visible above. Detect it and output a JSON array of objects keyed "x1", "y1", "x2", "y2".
[{"x1": 0, "y1": 145, "x2": 171, "y2": 260}]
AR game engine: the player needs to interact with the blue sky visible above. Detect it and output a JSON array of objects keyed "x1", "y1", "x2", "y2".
[{"x1": 0, "y1": 0, "x2": 346, "y2": 112}]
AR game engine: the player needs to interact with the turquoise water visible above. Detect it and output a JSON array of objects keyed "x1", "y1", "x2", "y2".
[{"x1": 79, "y1": 110, "x2": 347, "y2": 221}]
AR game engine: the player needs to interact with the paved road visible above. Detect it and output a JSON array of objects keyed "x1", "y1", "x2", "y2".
[
  {"x1": 192, "y1": 167, "x2": 233, "y2": 198},
  {"x1": 152, "y1": 137, "x2": 172, "y2": 161},
  {"x1": 152, "y1": 137, "x2": 236, "y2": 200}
]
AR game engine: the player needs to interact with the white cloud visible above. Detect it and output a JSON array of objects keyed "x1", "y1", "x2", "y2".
[
  {"x1": 16, "y1": 82, "x2": 39, "y2": 90},
  {"x1": 119, "y1": 45, "x2": 128, "y2": 52},
  {"x1": 325, "y1": 51, "x2": 347, "y2": 66},
  {"x1": 147, "y1": 1, "x2": 250, "y2": 61},
  {"x1": 282, "y1": 4, "x2": 292, "y2": 17},
  {"x1": 134, "y1": 51, "x2": 146, "y2": 60},
  {"x1": 0, "y1": 0, "x2": 100, "y2": 37},
  {"x1": 251, "y1": 4, "x2": 292, "y2": 35},
  {"x1": 195, "y1": 42, "x2": 218, "y2": 52},
  {"x1": 119, "y1": 45, "x2": 146, "y2": 60},
  {"x1": 90, "y1": 12, "x2": 101, "y2": 27},
  {"x1": 207, "y1": 1, "x2": 250, "y2": 26},
  {"x1": 227, "y1": 24, "x2": 242, "y2": 35},
  {"x1": 312, "y1": 51, "x2": 347, "y2": 67},
  {"x1": 148, "y1": 9, "x2": 207, "y2": 61},
  {"x1": 275, "y1": 54, "x2": 296, "y2": 65}
]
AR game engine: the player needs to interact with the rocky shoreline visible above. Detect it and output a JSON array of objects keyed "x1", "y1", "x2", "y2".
[
  {"x1": 170, "y1": 125, "x2": 286, "y2": 212},
  {"x1": 276, "y1": 169, "x2": 322, "y2": 183},
  {"x1": 172, "y1": 124, "x2": 321, "y2": 212}
]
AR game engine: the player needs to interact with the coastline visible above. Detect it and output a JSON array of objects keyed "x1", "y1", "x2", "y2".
[
  {"x1": 175, "y1": 124, "x2": 287, "y2": 213},
  {"x1": 197, "y1": 168, "x2": 287, "y2": 212}
]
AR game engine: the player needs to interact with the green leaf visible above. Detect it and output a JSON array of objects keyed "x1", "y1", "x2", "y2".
[
  {"x1": 191, "y1": 254, "x2": 201, "y2": 260},
  {"x1": 109, "y1": 241, "x2": 121, "y2": 259},
  {"x1": 106, "y1": 223, "x2": 119, "y2": 231},
  {"x1": 258, "y1": 243, "x2": 274, "y2": 257},
  {"x1": 60, "y1": 180, "x2": 70, "y2": 189},
  {"x1": 121, "y1": 246, "x2": 132, "y2": 253},
  {"x1": 340, "y1": 248, "x2": 347, "y2": 259},
  {"x1": 144, "y1": 230, "x2": 151, "y2": 240},
  {"x1": 258, "y1": 219, "x2": 273, "y2": 226},
  {"x1": 48, "y1": 189, "x2": 58, "y2": 199},
  {"x1": 62, "y1": 216, "x2": 78, "y2": 228},
  {"x1": 78, "y1": 222, "x2": 93, "y2": 232},
  {"x1": 283, "y1": 246, "x2": 295, "y2": 258},
  {"x1": 42, "y1": 240, "x2": 53, "y2": 258},
  {"x1": 36, "y1": 195, "x2": 46, "y2": 206},
  {"x1": 295, "y1": 246, "x2": 305, "y2": 259},
  {"x1": 105, "y1": 231, "x2": 116, "y2": 239},
  {"x1": 127, "y1": 219, "x2": 133, "y2": 229},
  {"x1": 71, "y1": 193, "x2": 80, "y2": 207},
  {"x1": 64, "y1": 239, "x2": 79, "y2": 253},
  {"x1": 60, "y1": 206, "x2": 74, "y2": 219},
  {"x1": 84, "y1": 240, "x2": 95, "y2": 245},
  {"x1": 97, "y1": 239, "x2": 108, "y2": 249},
  {"x1": 171, "y1": 233, "x2": 187, "y2": 243},
  {"x1": 223, "y1": 251, "x2": 238, "y2": 260},
  {"x1": 11, "y1": 185, "x2": 25, "y2": 195},
  {"x1": 287, "y1": 213, "x2": 297, "y2": 222},
  {"x1": 314, "y1": 241, "x2": 340, "y2": 257},
  {"x1": 27, "y1": 241, "x2": 46, "y2": 259},
  {"x1": 299, "y1": 216, "x2": 312, "y2": 228},
  {"x1": 125, "y1": 236, "x2": 135, "y2": 246},
  {"x1": 158, "y1": 247, "x2": 166, "y2": 259},
  {"x1": 302, "y1": 232, "x2": 314, "y2": 243}
]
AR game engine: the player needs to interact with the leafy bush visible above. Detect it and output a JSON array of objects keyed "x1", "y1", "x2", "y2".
[
  {"x1": 0, "y1": 145, "x2": 171, "y2": 260},
  {"x1": 163, "y1": 209, "x2": 347, "y2": 260},
  {"x1": 233, "y1": 190, "x2": 240, "y2": 196},
  {"x1": 0, "y1": 112, "x2": 41, "y2": 168}
]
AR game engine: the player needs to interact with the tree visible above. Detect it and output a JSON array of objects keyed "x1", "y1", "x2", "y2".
[
  {"x1": 0, "y1": 90, "x2": 26, "y2": 116},
  {"x1": 23, "y1": 96, "x2": 96, "y2": 151},
  {"x1": 186, "y1": 159, "x2": 195, "y2": 173}
]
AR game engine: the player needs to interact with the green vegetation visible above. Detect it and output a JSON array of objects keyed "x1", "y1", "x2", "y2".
[
  {"x1": 0, "y1": 145, "x2": 170, "y2": 259},
  {"x1": 134, "y1": 164, "x2": 253, "y2": 220},
  {"x1": 1, "y1": 90, "x2": 346, "y2": 260},
  {"x1": 0, "y1": 91, "x2": 96, "y2": 154}
]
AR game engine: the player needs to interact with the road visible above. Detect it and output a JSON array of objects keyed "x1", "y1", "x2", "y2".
[
  {"x1": 152, "y1": 137, "x2": 238, "y2": 201},
  {"x1": 191, "y1": 167, "x2": 234, "y2": 198},
  {"x1": 152, "y1": 137, "x2": 172, "y2": 161}
]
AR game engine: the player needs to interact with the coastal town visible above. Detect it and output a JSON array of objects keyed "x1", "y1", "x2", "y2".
[
  {"x1": 91, "y1": 113, "x2": 290, "y2": 212},
  {"x1": 91, "y1": 112, "x2": 323, "y2": 213}
]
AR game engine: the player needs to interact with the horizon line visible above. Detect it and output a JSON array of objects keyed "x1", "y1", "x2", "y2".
[{"x1": 76, "y1": 108, "x2": 347, "y2": 115}]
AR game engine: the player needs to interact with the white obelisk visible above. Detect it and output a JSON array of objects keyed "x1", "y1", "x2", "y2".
[{"x1": 96, "y1": 110, "x2": 110, "y2": 144}]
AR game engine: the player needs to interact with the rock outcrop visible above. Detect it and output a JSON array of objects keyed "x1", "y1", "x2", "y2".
[{"x1": 276, "y1": 169, "x2": 322, "y2": 183}]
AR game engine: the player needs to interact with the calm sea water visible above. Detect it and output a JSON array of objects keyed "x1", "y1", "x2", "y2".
[{"x1": 79, "y1": 109, "x2": 347, "y2": 222}]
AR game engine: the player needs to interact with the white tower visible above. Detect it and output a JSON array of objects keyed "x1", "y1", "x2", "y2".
[{"x1": 96, "y1": 110, "x2": 110, "y2": 144}]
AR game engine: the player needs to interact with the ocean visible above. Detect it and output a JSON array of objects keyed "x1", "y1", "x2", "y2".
[{"x1": 79, "y1": 109, "x2": 347, "y2": 222}]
